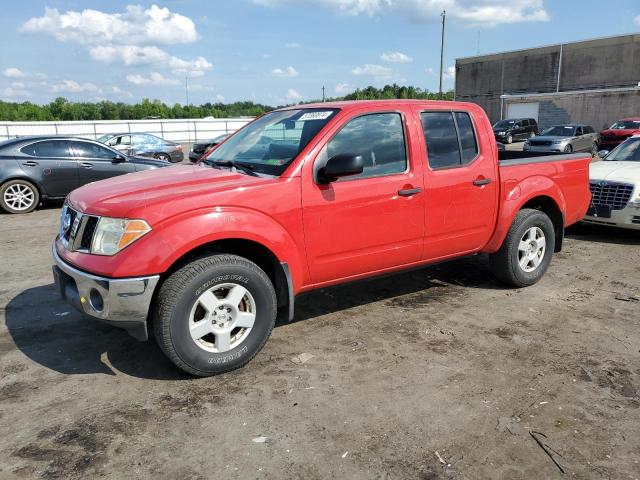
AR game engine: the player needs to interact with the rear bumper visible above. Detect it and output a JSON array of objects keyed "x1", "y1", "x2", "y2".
[
  {"x1": 583, "y1": 203, "x2": 640, "y2": 230},
  {"x1": 51, "y1": 243, "x2": 160, "y2": 340}
]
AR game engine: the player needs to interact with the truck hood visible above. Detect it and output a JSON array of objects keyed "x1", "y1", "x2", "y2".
[
  {"x1": 590, "y1": 161, "x2": 640, "y2": 184},
  {"x1": 68, "y1": 164, "x2": 275, "y2": 222}
]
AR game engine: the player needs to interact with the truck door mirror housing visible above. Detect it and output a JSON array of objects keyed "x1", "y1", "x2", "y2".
[{"x1": 317, "y1": 154, "x2": 364, "y2": 184}]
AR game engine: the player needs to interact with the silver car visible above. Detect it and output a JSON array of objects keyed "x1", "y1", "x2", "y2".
[{"x1": 523, "y1": 124, "x2": 599, "y2": 156}]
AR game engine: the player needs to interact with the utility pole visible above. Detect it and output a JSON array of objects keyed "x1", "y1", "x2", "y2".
[
  {"x1": 322, "y1": 85, "x2": 326, "y2": 102},
  {"x1": 439, "y1": 10, "x2": 446, "y2": 99},
  {"x1": 185, "y1": 73, "x2": 190, "y2": 106}
]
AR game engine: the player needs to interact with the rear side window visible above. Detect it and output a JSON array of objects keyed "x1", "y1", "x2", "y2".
[
  {"x1": 421, "y1": 111, "x2": 478, "y2": 169},
  {"x1": 327, "y1": 113, "x2": 407, "y2": 179},
  {"x1": 21, "y1": 140, "x2": 71, "y2": 158},
  {"x1": 522, "y1": 120, "x2": 530, "y2": 126}
]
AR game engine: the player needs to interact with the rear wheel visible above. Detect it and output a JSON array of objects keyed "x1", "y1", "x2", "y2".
[
  {"x1": 489, "y1": 209, "x2": 555, "y2": 287},
  {"x1": 590, "y1": 143, "x2": 598, "y2": 157},
  {"x1": 153, "y1": 254, "x2": 277, "y2": 376},
  {"x1": 156, "y1": 153, "x2": 171, "y2": 162},
  {"x1": 0, "y1": 179, "x2": 39, "y2": 214}
]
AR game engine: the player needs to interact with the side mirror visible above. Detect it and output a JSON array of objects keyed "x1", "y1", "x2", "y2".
[
  {"x1": 113, "y1": 154, "x2": 126, "y2": 163},
  {"x1": 317, "y1": 154, "x2": 363, "y2": 184},
  {"x1": 597, "y1": 150, "x2": 609, "y2": 158}
]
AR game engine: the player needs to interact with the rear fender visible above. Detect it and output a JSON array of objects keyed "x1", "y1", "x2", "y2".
[{"x1": 482, "y1": 176, "x2": 566, "y2": 254}]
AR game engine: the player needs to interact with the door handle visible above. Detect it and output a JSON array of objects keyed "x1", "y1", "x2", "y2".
[
  {"x1": 473, "y1": 178, "x2": 492, "y2": 186},
  {"x1": 398, "y1": 187, "x2": 422, "y2": 196},
  {"x1": 22, "y1": 161, "x2": 38, "y2": 167},
  {"x1": 80, "y1": 162, "x2": 93, "y2": 169}
]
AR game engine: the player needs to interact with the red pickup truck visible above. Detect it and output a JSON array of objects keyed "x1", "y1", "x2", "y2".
[{"x1": 52, "y1": 100, "x2": 591, "y2": 376}]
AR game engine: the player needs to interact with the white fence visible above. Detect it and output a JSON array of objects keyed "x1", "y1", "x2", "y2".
[{"x1": 0, "y1": 118, "x2": 254, "y2": 143}]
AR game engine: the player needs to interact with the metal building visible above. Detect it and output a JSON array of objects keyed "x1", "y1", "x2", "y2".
[{"x1": 454, "y1": 33, "x2": 640, "y2": 131}]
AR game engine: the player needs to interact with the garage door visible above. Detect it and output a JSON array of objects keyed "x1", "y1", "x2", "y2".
[{"x1": 507, "y1": 102, "x2": 539, "y2": 121}]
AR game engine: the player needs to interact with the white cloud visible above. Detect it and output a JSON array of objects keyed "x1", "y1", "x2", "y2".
[
  {"x1": 126, "y1": 72, "x2": 180, "y2": 86},
  {"x1": 352, "y1": 64, "x2": 393, "y2": 78},
  {"x1": 285, "y1": 42, "x2": 301, "y2": 48},
  {"x1": 380, "y1": 51, "x2": 412, "y2": 63},
  {"x1": 443, "y1": 65, "x2": 456, "y2": 81},
  {"x1": 3, "y1": 67, "x2": 25, "y2": 78},
  {"x1": 50, "y1": 80, "x2": 99, "y2": 93},
  {"x1": 111, "y1": 85, "x2": 133, "y2": 98},
  {"x1": 635, "y1": 15, "x2": 640, "y2": 26},
  {"x1": 272, "y1": 66, "x2": 299, "y2": 77},
  {"x1": 335, "y1": 82, "x2": 354, "y2": 94},
  {"x1": 253, "y1": 0, "x2": 549, "y2": 26},
  {"x1": 215, "y1": 94, "x2": 225, "y2": 102},
  {"x1": 425, "y1": 67, "x2": 435, "y2": 75},
  {"x1": 2, "y1": 87, "x2": 32, "y2": 98},
  {"x1": 286, "y1": 88, "x2": 302, "y2": 100},
  {"x1": 20, "y1": 5, "x2": 211, "y2": 75},
  {"x1": 21, "y1": 5, "x2": 197, "y2": 46}
]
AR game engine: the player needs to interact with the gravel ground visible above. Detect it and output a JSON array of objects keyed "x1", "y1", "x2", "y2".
[{"x1": 1, "y1": 204, "x2": 639, "y2": 480}]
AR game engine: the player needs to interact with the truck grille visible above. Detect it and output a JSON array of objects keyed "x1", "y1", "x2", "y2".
[
  {"x1": 60, "y1": 205, "x2": 100, "y2": 252},
  {"x1": 589, "y1": 181, "x2": 634, "y2": 210}
]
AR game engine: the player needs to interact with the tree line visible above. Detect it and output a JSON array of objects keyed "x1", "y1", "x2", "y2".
[{"x1": 0, "y1": 85, "x2": 454, "y2": 122}]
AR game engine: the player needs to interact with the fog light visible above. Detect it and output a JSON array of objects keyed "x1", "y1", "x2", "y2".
[{"x1": 89, "y1": 289, "x2": 104, "y2": 312}]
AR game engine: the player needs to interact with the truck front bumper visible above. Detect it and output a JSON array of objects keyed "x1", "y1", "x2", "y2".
[{"x1": 52, "y1": 243, "x2": 160, "y2": 341}]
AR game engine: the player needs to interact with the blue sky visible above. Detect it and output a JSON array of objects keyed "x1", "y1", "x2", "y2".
[{"x1": 1, "y1": 0, "x2": 639, "y2": 106}]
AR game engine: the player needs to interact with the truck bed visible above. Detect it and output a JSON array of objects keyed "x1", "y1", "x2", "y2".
[{"x1": 498, "y1": 150, "x2": 589, "y2": 166}]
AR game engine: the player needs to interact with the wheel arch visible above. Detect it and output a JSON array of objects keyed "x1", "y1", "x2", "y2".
[
  {"x1": 1, "y1": 176, "x2": 44, "y2": 197},
  {"x1": 520, "y1": 195, "x2": 564, "y2": 252}
]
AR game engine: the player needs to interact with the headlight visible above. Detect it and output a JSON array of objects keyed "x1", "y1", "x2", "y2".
[{"x1": 91, "y1": 217, "x2": 151, "y2": 255}]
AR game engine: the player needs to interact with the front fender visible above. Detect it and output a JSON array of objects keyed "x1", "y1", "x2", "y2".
[
  {"x1": 482, "y1": 175, "x2": 566, "y2": 253},
  {"x1": 58, "y1": 206, "x2": 307, "y2": 292}
]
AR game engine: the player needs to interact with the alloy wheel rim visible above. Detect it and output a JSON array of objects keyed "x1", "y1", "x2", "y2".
[
  {"x1": 188, "y1": 283, "x2": 256, "y2": 353},
  {"x1": 517, "y1": 226, "x2": 546, "y2": 273},
  {"x1": 3, "y1": 184, "x2": 35, "y2": 211}
]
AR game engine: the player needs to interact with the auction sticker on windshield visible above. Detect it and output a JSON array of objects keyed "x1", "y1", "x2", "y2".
[{"x1": 299, "y1": 111, "x2": 334, "y2": 121}]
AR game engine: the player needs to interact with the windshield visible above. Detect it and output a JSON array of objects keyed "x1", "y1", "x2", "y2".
[
  {"x1": 603, "y1": 138, "x2": 640, "y2": 162},
  {"x1": 541, "y1": 126, "x2": 576, "y2": 137},
  {"x1": 96, "y1": 135, "x2": 113, "y2": 143},
  {"x1": 494, "y1": 120, "x2": 515, "y2": 128},
  {"x1": 610, "y1": 120, "x2": 640, "y2": 130},
  {"x1": 204, "y1": 108, "x2": 339, "y2": 176}
]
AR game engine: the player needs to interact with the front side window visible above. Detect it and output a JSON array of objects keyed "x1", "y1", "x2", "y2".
[
  {"x1": 21, "y1": 140, "x2": 71, "y2": 158},
  {"x1": 70, "y1": 141, "x2": 117, "y2": 160},
  {"x1": 455, "y1": 112, "x2": 478, "y2": 163},
  {"x1": 325, "y1": 113, "x2": 407, "y2": 180},
  {"x1": 205, "y1": 108, "x2": 338, "y2": 176}
]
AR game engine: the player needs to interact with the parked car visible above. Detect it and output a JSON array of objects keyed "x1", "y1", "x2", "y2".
[
  {"x1": 584, "y1": 135, "x2": 640, "y2": 230},
  {"x1": 598, "y1": 118, "x2": 640, "y2": 150},
  {"x1": 524, "y1": 124, "x2": 599, "y2": 155},
  {"x1": 97, "y1": 133, "x2": 184, "y2": 163},
  {"x1": 189, "y1": 134, "x2": 230, "y2": 162},
  {"x1": 0, "y1": 136, "x2": 169, "y2": 214},
  {"x1": 52, "y1": 100, "x2": 591, "y2": 376},
  {"x1": 493, "y1": 118, "x2": 539, "y2": 144},
  {"x1": 497, "y1": 142, "x2": 506, "y2": 151}
]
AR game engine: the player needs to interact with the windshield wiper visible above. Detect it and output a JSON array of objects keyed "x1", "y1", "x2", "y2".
[{"x1": 209, "y1": 159, "x2": 259, "y2": 177}]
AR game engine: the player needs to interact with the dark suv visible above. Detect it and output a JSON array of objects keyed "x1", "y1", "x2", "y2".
[{"x1": 493, "y1": 118, "x2": 539, "y2": 144}]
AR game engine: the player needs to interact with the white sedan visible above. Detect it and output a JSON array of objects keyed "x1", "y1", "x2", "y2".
[{"x1": 584, "y1": 136, "x2": 640, "y2": 230}]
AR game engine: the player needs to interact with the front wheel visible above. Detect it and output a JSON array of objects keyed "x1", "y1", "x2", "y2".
[
  {"x1": 489, "y1": 209, "x2": 555, "y2": 287},
  {"x1": 153, "y1": 254, "x2": 277, "y2": 376},
  {"x1": 590, "y1": 143, "x2": 598, "y2": 157},
  {"x1": 506, "y1": 134, "x2": 513, "y2": 144},
  {"x1": 563, "y1": 144, "x2": 573, "y2": 153}
]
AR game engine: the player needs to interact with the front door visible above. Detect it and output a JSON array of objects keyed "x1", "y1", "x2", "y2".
[
  {"x1": 302, "y1": 110, "x2": 425, "y2": 284},
  {"x1": 69, "y1": 140, "x2": 135, "y2": 184},
  {"x1": 416, "y1": 109, "x2": 499, "y2": 260}
]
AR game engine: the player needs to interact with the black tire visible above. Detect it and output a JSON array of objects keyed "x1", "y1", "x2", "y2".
[
  {"x1": 590, "y1": 143, "x2": 598, "y2": 157},
  {"x1": 563, "y1": 144, "x2": 573, "y2": 153},
  {"x1": 489, "y1": 209, "x2": 556, "y2": 288},
  {"x1": 153, "y1": 254, "x2": 277, "y2": 376},
  {"x1": 0, "y1": 179, "x2": 40, "y2": 214},
  {"x1": 506, "y1": 134, "x2": 513, "y2": 144},
  {"x1": 156, "y1": 153, "x2": 171, "y2": 162}
]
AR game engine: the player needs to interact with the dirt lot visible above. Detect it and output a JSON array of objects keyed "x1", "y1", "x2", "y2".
[{"x1": 1, "y1": 204, "x2": 639, "y2": 480}]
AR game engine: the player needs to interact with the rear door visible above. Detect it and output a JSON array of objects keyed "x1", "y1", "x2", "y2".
[
  {"x1": 301, "y1": 108, "x2": 425, "y2": 284},
  {"x1": 416, "y1": 108, "x2": 499, "y2": 260},
  {"x1": 69, "y1": 140, "x2": 135, "y2": 184},
  {"x1": 18, "y1": 140, "x2": 79, "y2": 197}
]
